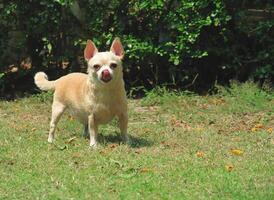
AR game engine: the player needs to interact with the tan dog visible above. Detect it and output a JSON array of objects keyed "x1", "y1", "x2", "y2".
[{"x1": 34, "y1": 38, "x2": 128, "y2": 147}]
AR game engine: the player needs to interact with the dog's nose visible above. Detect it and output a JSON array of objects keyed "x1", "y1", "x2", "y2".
[
  {"x1": 101, "y1": 69, "x2": 112, "y2": 82},
  {"x1": 102, "y1": 69, "x2": 110, "y2": 77}
]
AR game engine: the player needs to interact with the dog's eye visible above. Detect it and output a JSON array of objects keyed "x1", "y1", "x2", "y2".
[
  {"x1": 110, "y1": 63, "x2": 117, "y2": 69},
  {"x1": 93, "y1": 64, "x2": 101, "y2": 70}
]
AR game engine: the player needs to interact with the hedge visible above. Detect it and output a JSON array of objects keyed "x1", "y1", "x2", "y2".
[{"x1": 0, "y1": 0, "x2": 273, "y2": 98}]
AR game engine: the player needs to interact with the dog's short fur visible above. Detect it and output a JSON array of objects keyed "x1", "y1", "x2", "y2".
[{"x1": 34, "y1": 38, "x2": 128, "y2": 147}]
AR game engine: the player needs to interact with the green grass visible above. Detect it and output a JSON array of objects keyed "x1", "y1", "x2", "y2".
[{"x1": 0, "y1": 82, "x2": 273, "y2": 199}]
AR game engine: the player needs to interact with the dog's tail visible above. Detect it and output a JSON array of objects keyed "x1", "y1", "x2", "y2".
[{"x1": 34, "y1": 72, "x2": 56, "y2": 91}]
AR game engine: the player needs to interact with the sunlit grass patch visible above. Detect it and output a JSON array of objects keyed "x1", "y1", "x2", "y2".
[{"x1": 0, "y1": 82, "x2": 273, "y2": 199}]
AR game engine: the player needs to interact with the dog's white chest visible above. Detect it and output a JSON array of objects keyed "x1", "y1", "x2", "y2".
[
  {"x1": 89, "y1": 90, "x2": 124, "y2": 124},
  {"x1": 94, "y1": 102, "x2": 115, "y2": 124}
]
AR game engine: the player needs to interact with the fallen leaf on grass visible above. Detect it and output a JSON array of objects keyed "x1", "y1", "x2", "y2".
[
  {"x1": 183, "y1": 124, "x2": 192, "y2": 130},
  {"x1": 170, "y1": 117, "x2": 191, "y2": 130},
  {"x1": 108, "y1": 143, "x2": 118, "y2": 149},
  {"x1": 170, "y1": 117, "x2": 182, "y2": 127},
  {"x1": 170, "y1": 117, "x2": 184, "y2": 126},
  {"x1": 225, "y1": 164, "x2": 234, "y2": 172},
  {"x1": 251, "y1": 123, "x2": 272, "y2": 133},
  {"x1": 134, "y1": 149, "x2": 142, "y2": 154},
  {"x1": 251, "y1": 123, "x2": 264, "y2": 132},
  {"x1": 66, "y1": 136, "x2": 77, "y2": 144},
  {"x1": 196, "y1": 151, "x2": 205, "y2": 158},
  {"x1": 267, "y1": 128, "x2": 273, "y2": 134},
  {"x1": 160, "y1": 141, "x2": 170, "y2": 147},
  {"x1": 72, "y1": 153, "x2": 81, "y2": 158},
  {"x1": 99, "y1": 149, "x2": 108, "y2": 155},
  {"x1": 230, "y1": 149, "x2": 244, "y2": 156},
  {"x1": 139, "y1": 167, "x2": 152, "y2": 173},
  {"x1": 211, "y1": 98, "x2": 225, "y2": 105},
  {"x1": 254, "y1": 123, "x2": 263, "y2": 128}
]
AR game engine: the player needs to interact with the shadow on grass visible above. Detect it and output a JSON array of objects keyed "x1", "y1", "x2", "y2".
[{"x1": 98, "y1": 133, "x2": 154, "y2": 148}]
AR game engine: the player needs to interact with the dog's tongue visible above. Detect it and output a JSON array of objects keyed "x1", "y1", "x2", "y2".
[
  {"x1": 101, "y1": 70, "x2": 111, "y2": 82},
  {"x1": 102, "y1": 70, "x2": 110, "y2": 78}
]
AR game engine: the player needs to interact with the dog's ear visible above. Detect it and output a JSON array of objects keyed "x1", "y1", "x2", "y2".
[
  {"x1": 84, "y1": 40, "x2": 98, "y2": 61},
  {"x1": 110, "y1": 37, "x2": 124, "y2": 59}
]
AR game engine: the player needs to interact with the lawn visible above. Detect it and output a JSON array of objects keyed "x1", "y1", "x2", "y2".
[{"x1": 0, "y1": 82, "x2": 273, "y2": 199}]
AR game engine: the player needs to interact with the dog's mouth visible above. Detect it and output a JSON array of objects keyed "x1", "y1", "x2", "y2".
[
  {"x1": 101, "y1": 70, "x2": 112, "y2": 83},
  {"x1": 101, "y1": 76, "x2": 112, "y2": 83}
]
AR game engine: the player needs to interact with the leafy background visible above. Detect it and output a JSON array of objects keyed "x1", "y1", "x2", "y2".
[{"x1": 0, "y1": 0, "x2": 273, "y2": 98}]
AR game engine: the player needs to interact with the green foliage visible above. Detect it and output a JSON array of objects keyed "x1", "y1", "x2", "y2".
[
  {"x1": 220, "y1": 1, "x2": 274, "y2": 81},
  {"x1": 141, "y1": 87, "x2": 179, "y2": 106},
  {"x1": 32, "y1": 91, "x2": 53, "y2": 103},
  {"x1": 141, "y1": 86, "x2": 195, "y2": 106},
  {"x1": 216, "y1": 81, "x2": 274, "y2": 112},
  {"x1": 78, "y1": 0, "x2": 235, "y2": 87},
  {"x1": 0, "y1": 0, "x2": 273, "y2": 97}
]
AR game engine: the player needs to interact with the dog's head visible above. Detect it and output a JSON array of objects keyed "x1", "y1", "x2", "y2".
[{"x1": 84, "y1": 38, "x2": 124, "y2": 85}]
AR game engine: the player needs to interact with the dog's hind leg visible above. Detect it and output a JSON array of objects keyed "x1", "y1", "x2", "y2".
[
  {"x1": 118, "y1": 112, "x2": 129, "y2": 143},
  {"x1": 48, "y1": 101, "x2": 66, "y2": 143}
]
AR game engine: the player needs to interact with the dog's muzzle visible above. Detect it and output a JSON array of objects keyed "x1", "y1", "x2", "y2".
[{"x1": 101, "y1": 69, "x2": 112, "y2": 83}]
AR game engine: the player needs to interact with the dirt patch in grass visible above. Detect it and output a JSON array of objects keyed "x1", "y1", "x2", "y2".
[{"x1": 0, "y1": 83, "x2": 273, "y2": 199}]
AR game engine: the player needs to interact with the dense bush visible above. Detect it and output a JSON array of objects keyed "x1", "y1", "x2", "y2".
[
  {"x1": 224, "y1": 1, "x2": 274, "y2": 82},
  {"x1": 0, "y1": 0, "x2": 273, "y2": 98}
]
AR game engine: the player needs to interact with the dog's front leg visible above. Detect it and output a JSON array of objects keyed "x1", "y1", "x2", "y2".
[
  {"x1": 88, "y1": 114, "x2": 98, "y2": 148},
  {"x1": 118, "y1": 112, "x2": 129, "y2": 143}
]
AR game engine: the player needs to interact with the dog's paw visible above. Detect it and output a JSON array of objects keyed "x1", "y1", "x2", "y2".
[
  {"x1": 122, "y1": 134, "x2": 132, "y2": 146},
  {"x1": 122, "y1": 134, "x2": 129, "y2": 142},
  {"x1": 48, "y1": 137, "x2": 54, "y2": 143},
  {"x1": 89, "y1": 140, "x2": 97, "y2": 149}
]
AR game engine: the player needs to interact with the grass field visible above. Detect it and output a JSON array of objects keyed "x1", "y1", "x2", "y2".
[{"x1": 0, "y1": 82, "x2": 273, "y2": 199}]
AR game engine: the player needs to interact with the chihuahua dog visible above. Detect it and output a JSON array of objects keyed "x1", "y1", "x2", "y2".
[{"x1": 34, "y1": 38, "x2": 128, "y2": 147}]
